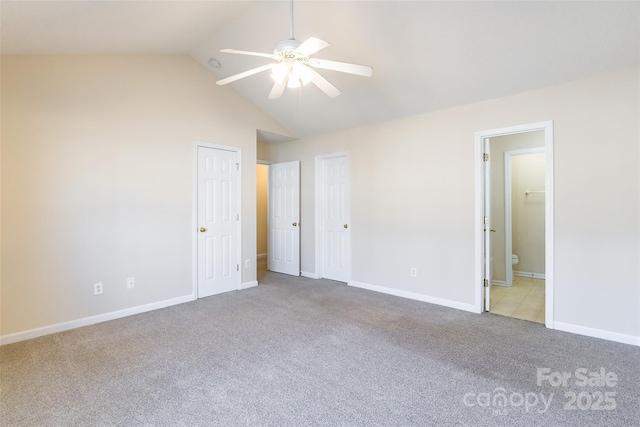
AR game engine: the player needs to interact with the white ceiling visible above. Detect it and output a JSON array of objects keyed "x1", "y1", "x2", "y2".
[{"x1": 3, "y1": 1, "x2": 639, "y2": 139}]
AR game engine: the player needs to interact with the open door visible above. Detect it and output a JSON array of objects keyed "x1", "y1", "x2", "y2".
[
  {"x1": 268, "y1": 161, "x2": 300, "y2": 276},
  {"x1": 475, "y1": 121, "x2": 554, "y2": 325},
  {"x1": 483, "y1": 137, "x2": 491, "y2": 311}
]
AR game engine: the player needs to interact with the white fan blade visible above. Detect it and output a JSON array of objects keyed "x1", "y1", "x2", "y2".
[
  {"x1": 308, "y1": 58, "x2": 373, "y2": 77},
  {"x1": 220, "y1": 49, "x2": 278, "y2": 60},
  {"x1": 269, "y1": 76, "x2": 288, "y2": 99},
  {"x1": 307, "y1": 67, "x2": 341, "y2": 98},
  {"x1": 216, "y1": 64, "x2": 274, "y2": 86},
  {"x1": 295, "y1": 37, "x2": 329, "y2": 57}
]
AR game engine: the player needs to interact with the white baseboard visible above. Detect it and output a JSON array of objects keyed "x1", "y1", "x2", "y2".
[
  {"x1": 554, "y1": 321, "x2": 640, "y2": 347},
  {"x1": 348, "y1": 280, "x2": 477, "y2": 313},
  {"x1": 257, "y1": 253, "x2": 267, "y2": 260},
  {"x1": 240, "y1": 280, "x2": 258, "y2": 290},
  {"x1": 514, "y1": 271, "x2": 546, "y2": 279},
  {"x1": 0, "y1": 294, "x2": 196, "y2": 346},
  {"x1": 301, "y1": 271, "x2": 320, "y2": 279},
  {"x1": 491, "y1": 280, "x2": 508, "y2": 287}
]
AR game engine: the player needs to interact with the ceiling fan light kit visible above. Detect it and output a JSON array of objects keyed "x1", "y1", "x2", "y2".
[
  {"x1": 271, "y1": 61, "x2": 313, "y2": 88},
  {"x1": 215, "y1": 0, "x2": 372, "y2": 99}
]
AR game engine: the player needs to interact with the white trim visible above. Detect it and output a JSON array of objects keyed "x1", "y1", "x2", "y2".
[
  {"x1": 504, "y1": 147, "x2": 546, "y2": 286},
  {"x1": 315, "y1": 152, "x2": 351, "y2": 281},
  {"x1": 348, "y1": 280, "x2": 477, "y2": 313},
  {"x1": 192, "y1": 141, "x2": 243, "y2": 298},
  {"x1": 505, "y1": 151, "x2": 513, "y2": 286},
  {"x1": 474, "y1": 136, "x2": 484, "y2": 314},
  {"x1": 474, "y1": 121, "x2": 554, "y2": 328},
  {"x1": 265, "y1": 163, "x2": 271, "y2": 272},
  {"x1": 301, "y1": 271, "x2": 321, "y2": 279},
  {"x1": 554, "y1": 322, "x2": 640, "y2": 347},
  {"x1": 491, "y1": 280, "x2": 508, "y2": 287},
  {"x1": 240, "y1": 280, "x2": 258, "y2": 290},
  {"x1": 514, "y1": 271, "x2": 546, "y2": 280},
  {"x1": 314, "y1": 159, "x2": 321, "y2": 278},
  {"x1": 0, "y1": 294, "x2": 195, "y2": 346},
  {"x1": 543, "y1": 124, "x2": 554, "y2": 328}
]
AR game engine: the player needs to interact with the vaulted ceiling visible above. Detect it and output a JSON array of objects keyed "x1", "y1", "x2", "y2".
[{"x1": 2, "y1": 1, "x2": 639, "y2": 139}]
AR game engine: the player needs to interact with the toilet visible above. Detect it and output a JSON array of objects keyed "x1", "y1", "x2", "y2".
[{"x1": 511, "y1": 254, "x2": 519, "y2": 281}]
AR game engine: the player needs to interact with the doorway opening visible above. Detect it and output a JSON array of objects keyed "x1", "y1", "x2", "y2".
[
  {"x1": 256, "y1": 162, "x2": 269, "y2": 279},
  {"x1": 494, "y1": 142, "x2": 546, "y2": 322},
  {"x1": 475, "y1": 121, "x2": 554, "y2": 328}
]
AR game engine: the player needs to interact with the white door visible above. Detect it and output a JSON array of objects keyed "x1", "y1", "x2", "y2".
[
  {"x1": 483, "y1": 138, "x2": 491, "y2": 311},
  {"x1": 321, "y1": 155, "x2": 350, "y2": 282},
  {"x1": 268, "y1": 161, "x2": 300, "y2": 276},
  {"x1": 197, "y1": 146, "x2": 240, "y2": 298}
]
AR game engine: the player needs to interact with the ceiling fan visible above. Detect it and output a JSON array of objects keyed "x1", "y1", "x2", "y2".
[{"x1": 215, "y1": 0, "x2": 373, "y2": 99}]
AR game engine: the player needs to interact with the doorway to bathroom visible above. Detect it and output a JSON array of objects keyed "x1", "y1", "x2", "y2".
[
  {"x1": 475, "y1": 121, "x2": 554, "y2": 328},
  {"x1": 493, "y1": 143, "x2": 546, "y2": 323}
]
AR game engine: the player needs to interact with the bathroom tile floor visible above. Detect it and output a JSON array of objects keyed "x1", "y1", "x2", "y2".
[{"x1": 490, "y1": 276, "x2": 545, "y2": 323}]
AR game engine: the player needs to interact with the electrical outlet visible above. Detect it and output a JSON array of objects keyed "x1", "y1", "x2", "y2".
[
  {"x1": 245, "y1": 259, "x2": 250, "y2": 268},
  {"x1": 94, "y1": 282, "x2": 103, "y2": 295},
  {"x1": 410, "y1": 268, "x2": 418, "y2": 278},
  {"x1": 126, "y1": 277, "x2": 135, "y2": 289}
]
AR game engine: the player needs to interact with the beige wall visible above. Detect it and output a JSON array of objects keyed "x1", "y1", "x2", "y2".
[
  {"x1": 1, "y1": 55, "x2": 289, "y2": 336},
  {"x1": 512, "y1": 153, "x2": 546, "y2": 276},
  {"x1": 257, "y1": 139, "x2": 273, "y2": 162},
  {"x1": 2, "y1": 55, "x2": 638, "y2": 344},
  {"x1": 489, "y1": 131, "x2": 545, "y2": 282},
  {"x1": 256, "y1": 164, "x2": 268, "y2": 257},
  {"x1": 269, "y1": 67, "x2": 640, "y2": 340}
]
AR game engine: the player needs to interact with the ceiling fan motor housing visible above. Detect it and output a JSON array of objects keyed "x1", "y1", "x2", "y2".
[{"x1": 274, "y1": 39, "x2": 303, "y2": 57}]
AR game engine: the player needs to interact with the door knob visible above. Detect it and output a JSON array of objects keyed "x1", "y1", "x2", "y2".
[
  {"x1": 199, "y1": 227, "x2": 207, "y2": 232},
  {"x1": 292, "y1": 222, "x2": 297, "y2": 227},
  {"x1": 343, "y1": 224, "x2": 348, "y2": 229}
]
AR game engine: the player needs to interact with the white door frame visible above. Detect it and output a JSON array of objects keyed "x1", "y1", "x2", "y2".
[
  {"x1": 474, "y1": 121, "x2": 554, "y2": 328},
  {"x1": 192, "y1": 141, "x2": 242, "y2": 298},
  {"x1": 504, "y1": 147, "x2": 546, "y2": 286},
  {"x1": 314, "y1": 152, "x2": 351, "y2": 280}
]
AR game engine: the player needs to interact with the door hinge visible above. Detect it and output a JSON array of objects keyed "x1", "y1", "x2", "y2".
[
  {"x1": 237, "y1": 213, "x2": 240, "y2": 221},
  {"x1": 237, "y1": 264, "x2": 239, "y2": 271},
  {"x1": 483, "y1": 153, "x2": 489, "y2": 162},
  {"x1": 484, "y1": 279, "x2": 489, "y2": 287},
  {"x1": 236, "y1": 163, "x2": 240, "y2": 171},
  {"x1": 483, "y1": 216, "x2": 489, "y2": 225}
]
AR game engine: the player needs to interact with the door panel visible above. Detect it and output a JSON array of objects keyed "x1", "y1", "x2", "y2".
[
  {"x1": 197, "y1": 146, "x2": 239, "y2": 297},
  {"x1": 483, "y1": 138, "x2": 491, "y2": 311},
  {"x1": 322, "y1": 155, "x2": 350, "y2": 282},
  {"x1": 269, "y1": 161, "x2": 300, "y2": 276}
]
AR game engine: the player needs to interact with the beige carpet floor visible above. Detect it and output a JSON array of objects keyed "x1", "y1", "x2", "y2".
[{"x1": 2, "y1": 269, "x2": 639, "y2": 426}]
